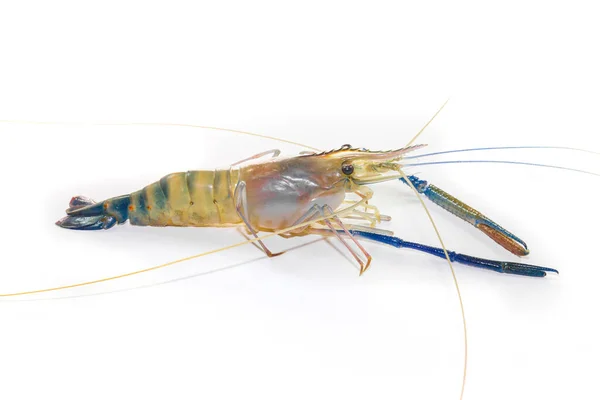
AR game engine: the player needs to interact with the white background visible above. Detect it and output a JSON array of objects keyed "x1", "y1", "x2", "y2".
[{"x1": 1, "y1": 1, "x2": 599, "y2": 400}]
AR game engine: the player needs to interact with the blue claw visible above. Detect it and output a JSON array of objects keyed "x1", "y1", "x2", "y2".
[
  {"x1": 499, "y1": 261, "x2": 559, "y2": 277},
  {"x1": 400, "y1": 175, "x2": 530, "y2": 256},
  {"x1": 449, "y1": 254, "x2": 558, "y2": 277},
  {"x1": 346, "y1": 230, "x2": 559, "y2": 278}
]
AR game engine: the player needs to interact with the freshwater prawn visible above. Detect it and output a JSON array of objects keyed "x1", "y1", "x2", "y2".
[
  {"x1": 2, "y1": 107, "x2": 599, "y2": 400},
  {"x1": 53, "y1": 113, "x2": 563, "y2": 279},
  {"x1": 54, "y1": 141, "x2": 561, "y2": 277}
]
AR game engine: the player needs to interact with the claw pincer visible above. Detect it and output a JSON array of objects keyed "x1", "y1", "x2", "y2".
[
  {"x1": 400, "y1": 175, "x2": 529, "y2": 256},
  {"x1": 348, "y1": 230, "x2": 558, "y2": 277}
]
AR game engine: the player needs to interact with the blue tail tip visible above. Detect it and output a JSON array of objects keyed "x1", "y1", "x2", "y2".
[{"x1": 55, "y1": 215, "x2": 117, "y2": 230}]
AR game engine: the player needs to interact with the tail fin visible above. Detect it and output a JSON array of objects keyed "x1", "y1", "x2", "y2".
[
  {"x1": 56, "y1": 196, "x2": 117, "y2": 230},
  {"x1": 66, "y1": 195, "x2": 95, "y2": 211}
]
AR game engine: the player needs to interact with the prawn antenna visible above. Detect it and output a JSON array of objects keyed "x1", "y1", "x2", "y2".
[
  {"x1": 0, "y1": 120, "x2": 321, "y2": 152},
  {"x1": 405, "y1": 98, "x2": 449, "y2": 147},
  {"x1": 403, "y1": 99, "x2": 468, "y2": 400},
  {"x1": 399, "y1": 168, "x2": 468, "y2": 400}
]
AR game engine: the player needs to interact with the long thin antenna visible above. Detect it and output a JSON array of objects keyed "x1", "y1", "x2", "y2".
[
  {"x1": 402, "y1": 99, "x2": 468, "y2": 400},
  {"x1": 405, "y1": 160, "x2": 600, "y2": 177},
  {"x1": 404, "y1": 98, "x2": 449, "y2": 148},
  {"x1": 399, "y1": 169, "x2": 468, "y2": 400},
  {"x1": 404, "y1": 145, "x2": 600, "y2": 158},
  {"x1": 0, "y1": 120, "x2": 321, "y2": 152}
]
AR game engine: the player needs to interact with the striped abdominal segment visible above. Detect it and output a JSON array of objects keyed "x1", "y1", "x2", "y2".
[{"x1": 127, "y1": 169, "x2": 241, "y2": 227}]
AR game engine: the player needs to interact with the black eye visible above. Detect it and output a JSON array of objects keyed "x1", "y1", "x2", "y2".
[{"x1": 342, "y1": 164, "x2": 354, "y2": 175}]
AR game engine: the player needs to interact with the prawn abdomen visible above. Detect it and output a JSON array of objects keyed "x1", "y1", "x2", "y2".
[{"x1": 56, "y1": 170, "x2": 242, "y2": 230}]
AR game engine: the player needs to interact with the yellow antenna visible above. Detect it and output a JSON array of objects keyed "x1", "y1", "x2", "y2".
[
  {"x1": 399, "y1": 169, "x2": 468, "y2": 400},
  {"x1": 405, "y1": 98, "x2": 449, "y2": 148},
  {"x1": 0, "y1": 120, "x2": 321, "y2": 152},
  {"x1": 402, "y1": 99, "x2": 468, "y2": 400}
]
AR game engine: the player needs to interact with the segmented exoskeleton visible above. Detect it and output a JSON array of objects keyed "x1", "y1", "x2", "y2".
[{"x1": 57, "y1": 143, "x2": 557, "y2": 277}]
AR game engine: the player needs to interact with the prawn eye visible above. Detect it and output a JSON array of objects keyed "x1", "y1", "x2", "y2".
[{"x1": 342, "y1": 164, "x2": 354, "y2": 175}]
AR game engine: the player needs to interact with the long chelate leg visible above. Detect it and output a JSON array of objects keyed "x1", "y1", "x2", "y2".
[
  {"x1": 400, "y1": 175, "x2": 529, "y2": 256},
  {"x1": 345, "y1": 228, "x2": 558, "y2": 277}
]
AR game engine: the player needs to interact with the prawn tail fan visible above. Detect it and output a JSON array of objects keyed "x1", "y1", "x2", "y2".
[{"x1": 55, "y1": 195, "x2": 129, "y2": 230}]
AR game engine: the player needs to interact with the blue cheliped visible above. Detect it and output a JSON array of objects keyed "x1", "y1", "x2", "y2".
[
  {"x1": 365, "y1": 174, "x2": 558, "y2": 277},
  {"x1": 400, "y1": 174, "x2": 529, "y2": 253},
  {"x1": 345, "y1": 229, "x2": 558, "y2": 277}
]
